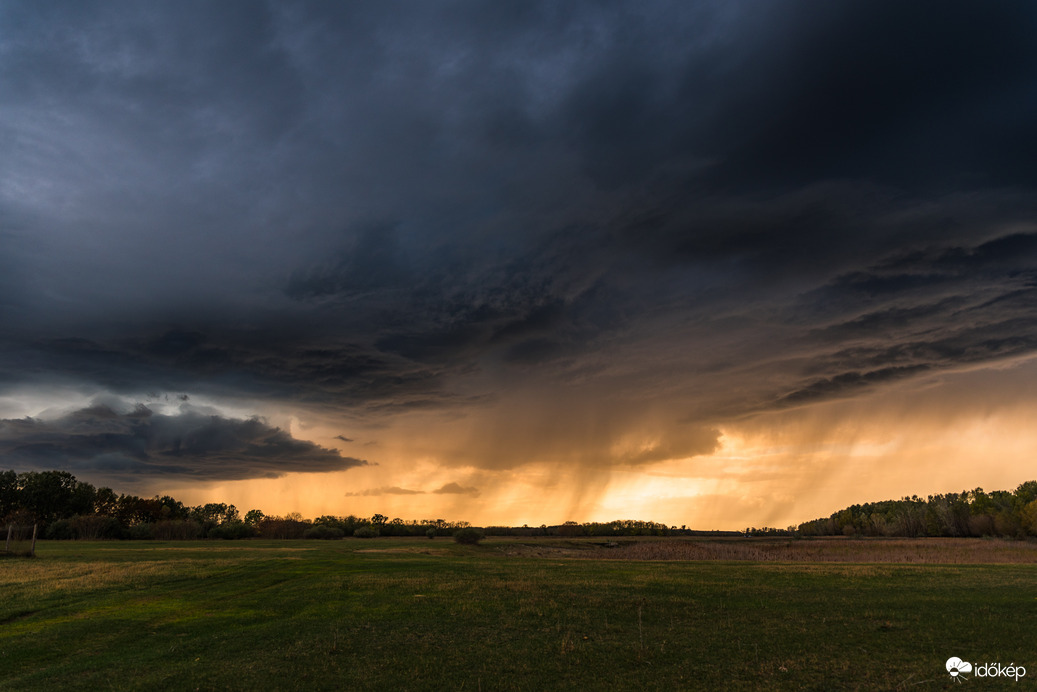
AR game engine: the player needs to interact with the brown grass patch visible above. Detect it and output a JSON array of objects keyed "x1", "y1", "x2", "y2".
[
  {"x1": 503, "y1": 537, "x2": 1037, "y2": 563},
  {"x1": 355, "y1": 548, "x2": 448, "y2": 555}
]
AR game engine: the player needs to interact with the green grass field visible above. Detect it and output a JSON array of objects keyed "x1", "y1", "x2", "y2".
[{"x1": 2, "y1": 538, "x2": 1034, "y2": 690}]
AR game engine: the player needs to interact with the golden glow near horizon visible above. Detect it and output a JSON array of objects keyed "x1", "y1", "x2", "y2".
[{"x1": 163, "y1": 357, "x2": 1037, "y2": 530}]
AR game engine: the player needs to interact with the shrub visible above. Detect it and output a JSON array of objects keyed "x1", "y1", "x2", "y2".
[
  {"x1": 126, "y1": 523, "x2": 154, "y2": 540},
  {"x1": 426, "y1": 527, "x2": 437, "y2": 539},
  {"x1": 453, "y1": 527, "x2": 485, "y2": 545},
  {"x1": 208, "y1": 521, "x2": 254, "y2": 540},
  {"x1": 46, "y1": 519, "x2": 75, "y2": 540},
  {"x1": 152, "y1": 519, "x2": 204, "y2": 540},
  {"x1": 71, "y1": 515, "x2": 123, "y2": 540},
  {"x1": 353, "y1": 526, "x2": 379, "y2": 538},
  {"x1": 257, "y1": 516, "x2": 310, "y2": 539},
  {"x1": 304, "y1": 525, "x2": 344, "y2": 540}
]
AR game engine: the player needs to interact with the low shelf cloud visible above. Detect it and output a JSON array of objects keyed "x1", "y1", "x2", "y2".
[{"x1": 0, "y1": 404, "x2": 365, "y2": 483}]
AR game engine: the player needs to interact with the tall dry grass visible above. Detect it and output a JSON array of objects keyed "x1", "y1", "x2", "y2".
[{"x1": 569, "y1": 537, "x2": 1037, "y2": 563}]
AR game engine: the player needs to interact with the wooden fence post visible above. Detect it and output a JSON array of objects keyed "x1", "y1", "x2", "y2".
[
  {"x1": 5, "y1": 523, "x2": 10, "y2": 553},
  {"x1": 30, "y1": 523, "x2": 38, "y2": 557}
]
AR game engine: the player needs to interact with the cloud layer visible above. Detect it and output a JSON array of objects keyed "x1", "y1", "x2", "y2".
[{"x1": 1, "y1": 2, "x2": 1036, "y2": 506}]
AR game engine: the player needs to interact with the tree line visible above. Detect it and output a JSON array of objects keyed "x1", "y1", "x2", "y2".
[
  {"x1": 0, "y1": 469, "x2": 741, "y2": 540},
  {"x1": 0, "y1": 469, "x2": 478, "y2": 540},
  {"x1": 483, "y1": 520, "x2": 737, "y2": 538},
  {"x1": 11, "y1": 468, "x2": 1033, "y2": 541},
  {"x1": 796, "y1": 481, "x2": 1037, "y2": 538}
]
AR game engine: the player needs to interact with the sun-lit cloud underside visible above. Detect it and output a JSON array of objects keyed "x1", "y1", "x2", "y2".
[{"x1": 161, "y1": 357, "x2": 1037, "y2": 530}]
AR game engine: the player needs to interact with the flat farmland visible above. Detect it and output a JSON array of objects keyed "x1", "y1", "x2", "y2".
[{"x1": 2, "y1": 537, "x2": 1035, "y2": 691}]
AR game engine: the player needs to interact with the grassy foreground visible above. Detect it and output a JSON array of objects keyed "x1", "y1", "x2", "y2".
[{"x1": 1, "y1": 538, "x2": 1034, "y2": 691}]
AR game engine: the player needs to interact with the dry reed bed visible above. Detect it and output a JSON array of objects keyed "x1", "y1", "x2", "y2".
[{"x1": 568, "y1": 538, "x2": 1037, "y2": 563}]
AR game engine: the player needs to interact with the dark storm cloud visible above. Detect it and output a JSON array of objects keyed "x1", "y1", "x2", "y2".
[
  {"x1": 6, "y1": 328, "x2": 453, "y2": 413},
  {"x1": 775, "y1": 365, "x2": 933, "y2": 408},
  {"x1": 702, "y1": 2, "x2": 1037, "y2": 189},
  {"x1": 0, "y1": 404, "x2": 365, "y2": 481},
  {"x1": 745, "y1": 231, "x2": 1037, "y2": 410},
  {"x1": 285, "y1": 223, "x2": 412, "y2": 300},
  {"x1": 2, "y1": 0, "x2": 1037, "y2": 476}
]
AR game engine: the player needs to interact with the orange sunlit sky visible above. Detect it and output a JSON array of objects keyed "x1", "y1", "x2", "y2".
[
  {"x1": 160, "y1": 355, "x2": 1037, "y2": 528},
  {"x1": 2, "y1": 2, "x2": 1037, "y2": 529}
]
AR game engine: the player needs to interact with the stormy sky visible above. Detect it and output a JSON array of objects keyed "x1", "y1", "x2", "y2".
[{"x1": 2, "y1": 1, "x2": 1036, "y2": 527}]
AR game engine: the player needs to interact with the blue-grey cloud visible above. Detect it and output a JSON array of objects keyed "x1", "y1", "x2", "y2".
[{"x1": 0, "y1": 404, "x2": 365, "y2": 482}]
